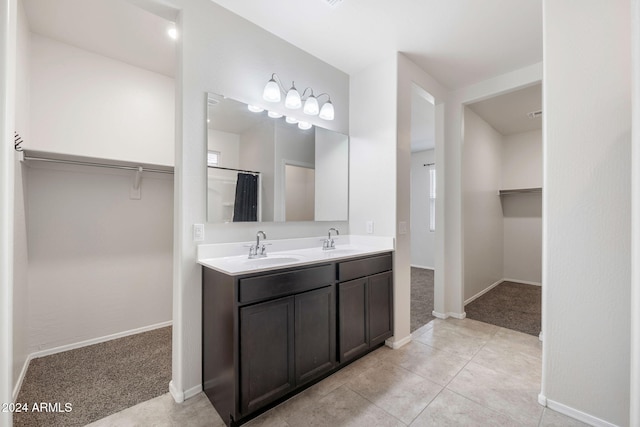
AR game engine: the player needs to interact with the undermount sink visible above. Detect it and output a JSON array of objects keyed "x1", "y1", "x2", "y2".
[
  {"x1": 240, "y1": 255, "x2": 306, "y2": 268},
  {"x1": 321, "y1": 248, "x2": 363, "y2": 256}
]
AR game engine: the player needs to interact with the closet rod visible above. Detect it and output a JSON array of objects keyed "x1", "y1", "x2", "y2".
[
  {"x1": 208, "y1": 165, "x2": 261, "y2": 175},
  {"x1": 23, "y1": 154, "x2": 174, "y2": 174}
]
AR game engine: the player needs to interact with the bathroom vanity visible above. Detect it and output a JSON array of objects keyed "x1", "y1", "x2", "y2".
[{"x1": 198, "y1": 236, "x2": 394, "y2": 426}]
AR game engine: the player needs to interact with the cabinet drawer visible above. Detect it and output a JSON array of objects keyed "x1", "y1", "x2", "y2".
[
  {"x1": 337, "y1": 254, "x2": 392, "y2": 282},
  {"x1": 238, "y1": 264, "x2": 335, "y2": 304}
]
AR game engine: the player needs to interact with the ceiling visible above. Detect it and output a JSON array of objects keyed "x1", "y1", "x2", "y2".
[
  {"x1": 208, "y1": 0, "x2": 543, "y2": 90},
  {"x1": 22, "y1": 0, "x2": 542, "y2": 142},
  {"x1": 22, "y1": 0, "x2": 543, "y2": 90},
  {"x1": 23, "y1": 0, "x2": 177, "y2": 77},
  {"x1": 468, "y1": 83, "x2": 542, "y2": 135}
]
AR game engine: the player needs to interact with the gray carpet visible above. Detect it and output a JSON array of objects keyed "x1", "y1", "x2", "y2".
[
  {"x1": 465, "y1": 281, "x2": 541, "y2": 336},
  {"x1": 14, "y1": 326, "x2": 172, "y2": 427},
  {"x1": 411, "y1": 267, "x2": 435, "y2": 332}
]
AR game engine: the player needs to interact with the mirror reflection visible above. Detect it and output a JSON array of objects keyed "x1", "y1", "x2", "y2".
[{"x1": 207, "y1": 93, "x2": 349, "y2": 223}]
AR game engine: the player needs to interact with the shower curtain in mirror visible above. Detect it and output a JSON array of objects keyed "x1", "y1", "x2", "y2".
[{"x1": 233, "y1": 172, "x2": 258, "y2": 222}]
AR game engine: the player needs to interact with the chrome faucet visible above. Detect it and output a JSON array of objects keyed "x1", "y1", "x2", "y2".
[
  {"x1": 323, "y1": 228, "x2": 339, "y2": 250},
  {"x1": 248, "y1": 231, "x2": 268, "y2": 258}
]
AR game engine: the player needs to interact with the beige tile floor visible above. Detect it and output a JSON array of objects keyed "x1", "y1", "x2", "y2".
[{"x1": 87, "y1": 318, "x2": 589, "y2": 427}]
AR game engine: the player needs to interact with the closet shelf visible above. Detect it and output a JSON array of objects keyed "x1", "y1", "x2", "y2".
[{"x1": 498, "y1": 187, "x2": 542, "y2": 196}]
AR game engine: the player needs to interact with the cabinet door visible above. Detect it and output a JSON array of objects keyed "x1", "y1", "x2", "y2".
[
  {"x1": 240, "y1": 296, "x2": 295, "y2": 415},
  {"x1": 294, "y1": 286, "x2": 336, "y2": 386},
  {"x1": 338, "y1": 278, "x2": 369, "y2": 362},
  {"x1": 368, "y1": 271, "x2": 393, "y2": 346}
]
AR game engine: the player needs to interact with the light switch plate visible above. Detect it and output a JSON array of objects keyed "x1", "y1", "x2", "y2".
[
  {"x1": 366, "y1": 221, "x2": 374, "y2": 234},
  {"x1": 193, "y1": 224, "x2": 205, "y2": 241},
  {"x1": 399, "y1": 221, "x2": 408, "y2": 235}
]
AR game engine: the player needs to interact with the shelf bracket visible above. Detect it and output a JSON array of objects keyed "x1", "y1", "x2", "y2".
[{"x1": 130, "y1": 166, "x2": 143, "y2": 200}]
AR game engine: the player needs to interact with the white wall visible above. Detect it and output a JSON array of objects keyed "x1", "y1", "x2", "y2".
[
  {"x1": 173, "y1": 0, "x2": 349, "y2": 399},
  {"x1": 410, "y1": 149, "x2": 435, "y2": 269},
  {"x1": 25, "y1": 162, "x2": 174, "y2": 353},
  {"x1": 1, "y1": 0, "x2": 17, "y2": 421},
  {"x1": 502, "y1": 129, "x2": 542, "y2": 189},
  {"x1": 542, "y1": 1, "x2": 631, "y2": 425},
  {"x1": 502, "y1": 130, "x2": 542, "y2": 284},
  {"x1": 12, "y1": 0, "x2": 30, "y2": 399},
  {"x1": 29, "y1": 34, "x2": 175, "y2": 166},
  {"x1": 632, "y1": 1, "x2": 640, "y2": 424},
  {"x1": 396, "y1": 53, "x2": 448, "y2": 341},
  {"x1": 315, "y1": 127, "x2": 348, "y2": 222},
  {"x1": 462, "y1": 108, "x2": 504, "y2": 301}
]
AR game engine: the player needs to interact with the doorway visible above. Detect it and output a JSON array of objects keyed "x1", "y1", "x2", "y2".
[
  {"x1": 461, "y1": 83, "x2": 542, "y2": 337},
  {"x1": 409, "y1": 84, "x2": 436, "y2": 332}
]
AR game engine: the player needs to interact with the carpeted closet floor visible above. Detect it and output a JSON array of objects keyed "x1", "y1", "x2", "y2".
[
  {"x1": 411, "y1": 267, "x2": 435, "y2": 332},
  {"x1": 14, "y1": 326, "x2": 171, "y2": 427},
  {"x1": 465, "y1": 281, "x2": 541, "y2": 336}
]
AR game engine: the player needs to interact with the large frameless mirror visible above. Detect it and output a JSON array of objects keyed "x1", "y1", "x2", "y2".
[{"x1": 206, "y1": 93, "x2": 349, "y2": 223}]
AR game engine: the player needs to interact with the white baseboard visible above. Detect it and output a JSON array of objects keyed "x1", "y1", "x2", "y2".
[
  {"x1": 12, "y1": 354, "x2": 31, "y2": 402},
  {"x1": 539, "y1": 331, "x2": 544, "y2": 342},
  {"x1": 465, "y1": 278, "x2": 543, "y2": 306},
  {"x1": 169, "y1": 381, "x2": 202, "y2": 403},
  {"x1": 169, "y1": 380, "x2": 183, "y2": 403},
  {"x1": 545, "y1": 396, "x2": 619, "y2": 427},
  {"x1": 13, "y1": 321, "x2": 173, "y2": 402},
  {"x1": 184, "y1": 384, "x2": 203, "y2": 400},
  {"x1": 538, "y1": 393, "x2": 547, "y2": 406},
  {"x1": 431, "y1": 311, "x2": 466, "y2": 320},
  {"x1": 410, "y1": 264, "x2": 434, "y2": 271},
  {"x1": 29, "y1": 320, "x2": 172, "y2": 360},
  {"x1": 386, "y1": 334, "x2": 412, "y2": 349},
  {"x1": 448, "y1": 312, "x2": 466, "y2": 319},
  {"x1": 503, "y1": 278, "x2": 542, "y2": 286},
  {"x1": 465, "y1": 279, "x2": 503, "y2": 305}
]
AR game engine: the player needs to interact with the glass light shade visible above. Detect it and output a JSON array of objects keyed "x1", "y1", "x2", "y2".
[
  {"x1": 285, "y1": 116, "x2": 298, "y2": 124},
  {"x1": 303, "y1": 96, "x2": 319, "y2": 115},
  {"x1": 318, "y1": 101, "x2": 335, "y2": 120},
  {"x1": 268, "y1": 111, "x2": 283, "y2": 118},
  {"x1": 263, "y1": 79, "x2": 281, "y2": 102},
  {"x1": 248, "y1": 104, "x2": 264, "y2": 113},
  {"x1": 298, "y1": 121, "x2": 312, "y2": 130},
  {"x1": 168, "y1": 27, "x2": 178, "y2": 40},
  {"x1": 285, "y1": 87, "x2": 302, "y2": 109}
]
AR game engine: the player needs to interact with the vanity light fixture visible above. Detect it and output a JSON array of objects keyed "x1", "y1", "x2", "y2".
[
  {"x1": 263, "y1": 75, "x2": 282, "y2": 102},
  {"x1": 319, "y1": 99, "x2": 335, "y2": 120},
  {"x1": 303, "y1": 93, "x2": 319, "y2": 116},
  {"x1": 298, "y1": 121, "x2": 312, "y2": 130},
  {"x1": 248, "y1": 105, "x2": 264, "y2": 113},
  {"x1": 285, "y1": 83, "x2": 302, "y2": 109},
  {"x1": 267, "y1": 111, "x2": 283, "y2": 119},
  {"x1": 285, "y1": 116, "x2": 298, "y2": 124},
  {"x1": 262, "y1": 73, "x2": 335, "y2": 120}
]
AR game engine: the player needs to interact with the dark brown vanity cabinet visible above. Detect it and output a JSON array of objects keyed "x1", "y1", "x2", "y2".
[
  {"x1": 337, "y1": 254, "x2": 393, "y2": 362},
  {"x1": 202, "y1": 252, "x2": 392, "y2": 426},
  {"x1": 239, "y1": 285, "x2": 335, "y2": 415},
  {"x1": 203, "y1": 263, "x2": 336, "y2": 426}
]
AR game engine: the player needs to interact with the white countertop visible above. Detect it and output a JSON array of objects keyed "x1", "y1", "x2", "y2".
[{"x1": 197, "y1": 235, "x2": 394, "y2": 276}]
